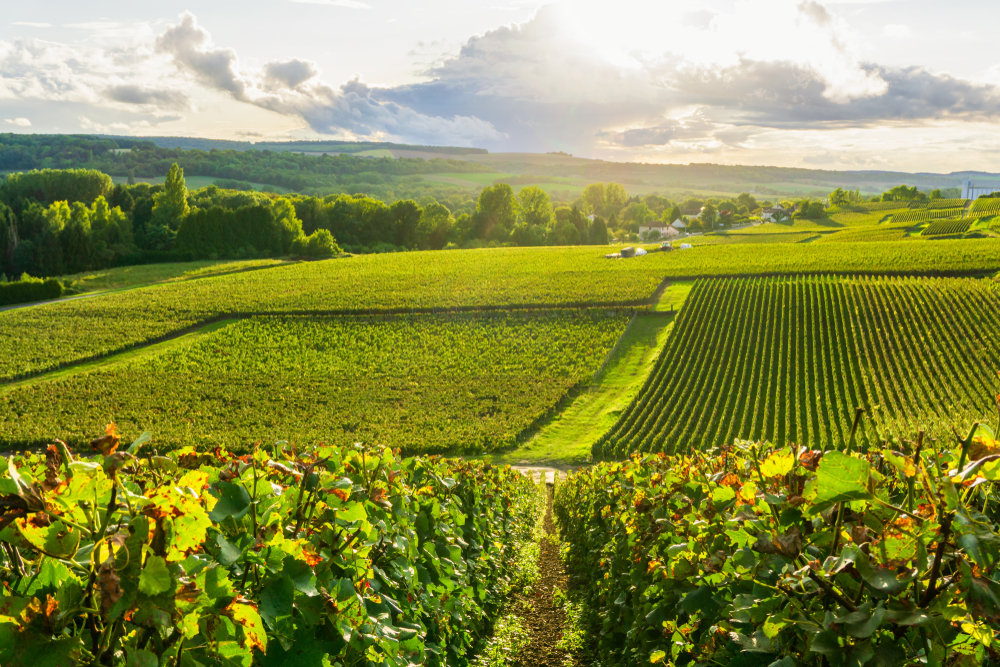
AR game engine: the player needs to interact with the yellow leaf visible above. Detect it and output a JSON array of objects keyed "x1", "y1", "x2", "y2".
[
  {"x1": 760, "y1": 449, "x2": 794, "y2": 478},
  {"x1": 738, "y1": 480, "x2": 758, "y2": 503}
]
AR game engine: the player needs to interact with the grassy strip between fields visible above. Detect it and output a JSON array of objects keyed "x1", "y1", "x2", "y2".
[{"x1": 492, "y1": 313, "x2": 674, "y2": 465}]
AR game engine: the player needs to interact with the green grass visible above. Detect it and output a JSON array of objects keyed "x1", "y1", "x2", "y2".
[
  {"x1": 654, "y1": 280, "x2": 695, "y2": 312},
  {"x1": 492, "y1": 314, "x2": 674, "y2": 464}
]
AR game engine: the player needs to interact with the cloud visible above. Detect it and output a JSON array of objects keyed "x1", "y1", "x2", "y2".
[
  {"x1": 285, "y1": 0, "x2": 372, "y2": 8},
  {"x1": 882, "y1": 24, "x2": 912, "y2": 38},
  {"x1": 155, "y1": 12, "x2": 504, "y2": 145},
  {"x1": 104, "y1": 84, "x2": 191, "y2": 110},
  {"x1": 4, "y1": 117, "x2": 31, "y2": 126}
]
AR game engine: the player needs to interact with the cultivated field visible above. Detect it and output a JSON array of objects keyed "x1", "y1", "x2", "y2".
[{"x1": 594, "y1": 275, "x2": 1000, "y2": 458}]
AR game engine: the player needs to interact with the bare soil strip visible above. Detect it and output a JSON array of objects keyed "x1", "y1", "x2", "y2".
[{"x1": 513, "y1": 484, "x2": 576, "y2": 667}]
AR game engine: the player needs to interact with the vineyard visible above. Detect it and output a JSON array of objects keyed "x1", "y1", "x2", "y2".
[
  {"x1": 857, "y1": 201, "x2": 912, "y2": 212},
  {"x1": 0, "y1": 432, "x2": 543, "y2": 665},
  {"x1": 971, "y1": 197, "x2": 1000, "y2": 216},
  {"x1": 889, "y1": 207, "x2": 965, "y2": 223},
  {"x1": 3, "y1": 241, "x2": 1000, "y2": 384},
  {"x1": 924, "y1": 219, "x2": 972, "y2": 236},
  {"x1": 927, "y1": 197, "x2": 968, "y2": 208},
  {"x1": 813, "y1": 224, "x2": 914, "y2": 243},
  {"x1": 558, "y1": 426, "x2": 1000, "y2": 666},
  {"x1": 0, "y1": 311, "x2": 629, "y2": 453},
  {"x1": 594, "y1": 275, "x2": 1000, "y2": 459}
]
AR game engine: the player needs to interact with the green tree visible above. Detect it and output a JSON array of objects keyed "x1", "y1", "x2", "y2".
[
  {"x1": 700, "y1": 203, "x2": 717, "y2": 230},
  {"x1": 829, "y1": 188, "x2": 849, "y2": 206},
  {"x1": 475, "y1": 184, "x2": 519, "y2": 241},
  {"x1": 417, "y1": 202, "x2": 455, "y2": 250},
  {"x1": 604, "y1": 183, "x2": 628, "y2": 217},
  {"x1": 152, "y1": 163, "x2": 190, "y2": 230},
  {"x1": 272, "y1": 199, "x2": 303, "y2": 254},
  {"x1": 518, "y1": 186, "x2": 554, "y2": 227},
  {"x1": 623, "y1": 202, "x2": 655, "y2": 225},
  {"x1": 736, "y1": 192, "x2": 759, "y2": 212},
  {"x1": 664, "y1": 205, "x2": 682, "y2": 224},
  {"x1": 589, "y1": 217, "x2": 609, "y2": 245},
  {"x1": 929, "y1": 189, "x2": 942, "y2": 200},
  {"x1": 581, "y1": 183, "x2": 606, "y2": 216},
  {"x1": 390, "y1": 199, "x2": 423, "y2": 249}
]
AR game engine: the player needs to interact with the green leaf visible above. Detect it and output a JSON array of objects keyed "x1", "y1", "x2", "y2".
[
  {"x1": 814, "y1": 451, "x2": 872, "y2": 511},
  {"x1": 260, "y1": 575, "x2": 294, "y2": 629},
  {"x1": 650, "y1": 650, "x2": 666, "y2": 664},
  {"x1": 139, "y1": 555, "x2": 172, "y2": 596},
  {"x1": 337, "y1": 502, "x2": 367, "y2": 524},
  {"x1": 216, "y1": 533, "x2": 241, "y2": 567},
  {"x1": 846, "y1": 603, "x2": 885, "y2": 638},
  {"x1": 210, "y1": 482, "x2": 252, "y2": 523},
  {"x1": 126, "y1": 649, "x2": 159, "y2": 667},
  {"x1": 855, "y1": 552, "x2": 911, "y2": 596},
  {"x1": 127, "y1": 432, "x2": 153, "y2": 454}
]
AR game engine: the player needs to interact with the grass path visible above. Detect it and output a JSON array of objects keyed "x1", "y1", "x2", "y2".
[{"x1": 491, "y1": 314, "x2": 674, "y2": 465}]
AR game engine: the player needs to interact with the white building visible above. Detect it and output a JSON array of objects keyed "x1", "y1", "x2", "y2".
[
  {"x1": 638, "y1": 223, "x2": 679, "y2": 239},
  {"x1": 962, "y1": 180, "x2": 1000, "y2": 200}
]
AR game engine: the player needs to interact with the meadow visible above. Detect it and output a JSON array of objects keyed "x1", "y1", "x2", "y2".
[{"x1": 594, "y1": 274, "x2": 1000, "y2": 459}]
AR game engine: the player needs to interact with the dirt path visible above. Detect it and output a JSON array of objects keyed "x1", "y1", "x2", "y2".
[{"x1": 514, "y1": 484, "x2": 575, "y2": 667}]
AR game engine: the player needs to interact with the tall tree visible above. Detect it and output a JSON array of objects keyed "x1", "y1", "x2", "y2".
[
  {"x1": 604, "y1": 183, "x2": 628, "y2": 217},
  {"x1": 518, "y1": 186, "x2": 554, "y2": 227},
  {"x1": 152, "y1": 163, "x2": 190, "y2": 230},
  {"x1": 581, "y1": 183, "x2": 606, "y2": 216},
  {"x1": 475, "y1": 184, "x2": 519, "y2": 241}
]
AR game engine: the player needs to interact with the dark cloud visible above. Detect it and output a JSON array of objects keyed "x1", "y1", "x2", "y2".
[
  {"x1": 663, "y1": 58, "x2": 1000, "y2": 128},
  {"x1": 155, "y1": 12, "x2": 503, "y2": 146},
  {"x1": 104, "y1": 84, "x2": 190, "y2": 110},
  {"x1": 263, "y1": 59, "x2": 318, "y2": 90}
]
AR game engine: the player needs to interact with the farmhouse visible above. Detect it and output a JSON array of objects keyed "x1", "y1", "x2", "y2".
[
  {"x1": 760, "y1": 203, "x2": 794, "y2": 222},
  {"x1": 638, "y1": 222, "x2": 679, "y2": 239}
]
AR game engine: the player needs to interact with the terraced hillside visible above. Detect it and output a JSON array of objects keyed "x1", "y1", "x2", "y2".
[{"x1": 595, "y1": 275, "x2": 1000, "y2": 458}]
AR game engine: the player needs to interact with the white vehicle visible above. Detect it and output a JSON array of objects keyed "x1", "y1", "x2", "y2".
[{"x1": 680, "y1": 243, "x2": 693, "y2": 250}]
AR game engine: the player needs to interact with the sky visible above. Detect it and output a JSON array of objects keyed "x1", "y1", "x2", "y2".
[{"x1": 2, "y1": 0, "x2": 1000, "y2": 172}]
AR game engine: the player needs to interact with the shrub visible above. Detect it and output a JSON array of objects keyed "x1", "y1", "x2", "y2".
[
  {"x1": 0, "y1": 427, "x2": 539, "y2": 666},
  {"x1": 557, "y1": 423, "x2": 1000, "y2": 667},
  {"x1": 0, "y1": 273, "x2": 62, "y2": 306},
  {"x1": 292, "y1": 229, "x2": 341, "y2": 258}
]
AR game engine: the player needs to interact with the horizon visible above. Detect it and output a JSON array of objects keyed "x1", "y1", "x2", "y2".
[{"x1": 2, "y1": 1, "x2": 1000, "y2": 172}]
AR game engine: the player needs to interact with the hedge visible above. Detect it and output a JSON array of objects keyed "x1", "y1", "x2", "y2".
[{"x1": 0, "y1": 275, "x2": 62, "y2": 307}]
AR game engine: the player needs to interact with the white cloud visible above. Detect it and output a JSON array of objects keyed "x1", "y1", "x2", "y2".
[
  {"x1": 883, "y1": 24, "x2": 912, "y2": 38},
  {"x1": 3, "y1": 117, "x2": 31, "y2": 126},
  {"x1": 285, "y1": 0, "x2": 371, "y2": 8}
]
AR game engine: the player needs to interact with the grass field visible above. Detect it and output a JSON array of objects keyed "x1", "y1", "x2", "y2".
[
  {"x1": 0, "y1": 311, "x2": 629, "y2": 453},
  {"x1": 813, "y1": 224, "x2": 916, "y2": 243},
  {"x1": 594, "y1": 275, "x2": 1000, "y2": 458}
]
